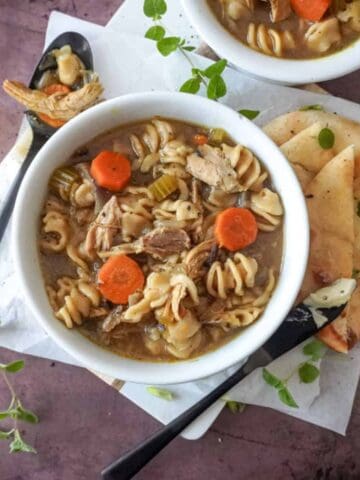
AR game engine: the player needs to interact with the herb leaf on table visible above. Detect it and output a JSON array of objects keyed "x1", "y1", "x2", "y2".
[{"x1": 0, "y1": 359, "x2": 38, "y2": 454}]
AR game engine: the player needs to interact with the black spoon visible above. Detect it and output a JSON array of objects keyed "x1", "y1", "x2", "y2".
[
  {"x1": 101, "y1": 279, "x2": 356, "y2": 480},
  {"x1": 0, "y1": 31, "x2": 93, "y2": 242}
]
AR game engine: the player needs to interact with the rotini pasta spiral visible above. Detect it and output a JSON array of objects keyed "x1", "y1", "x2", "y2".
[
  {"x1": 206, "y1": 253, "x2": 258, "y2": 299},
  {"x1": 40, "y1": 209, "x2": 70, "y2": 252},
  {"x1": 159, "y1": 139, "x2": 193, "y2": 166},
  {"x1": 119, "y1": 187, "x2": 155, "y2": 240},
  {"x1": 56, "y1": 280, "x2": 101, "y2": 328},
  {"x1": 250, "y1": 188, "x2": 283, "y2": 232},
  {"x1": 69, "y1": 180, "x2": 95, "y2": 207},
  {"x1": 247, "y1": 23, "x2": 295, "y2": 57},
  {"x1": 154, "y1": 200, "x2": 202, "y2": 223},
  {"x1": 206, "y1": 306, "x2": 263, "y2": 331},
  {"x1": 222, "y1": 144, "x2": 267, "y2": 192},
  {"x1": 130, "y1": 119, "x2": 175, "y2": 172}
]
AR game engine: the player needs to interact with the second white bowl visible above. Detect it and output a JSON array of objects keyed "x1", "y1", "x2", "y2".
[{"x1": 182, "y1": 0, "x2": 360, "y2": 85}]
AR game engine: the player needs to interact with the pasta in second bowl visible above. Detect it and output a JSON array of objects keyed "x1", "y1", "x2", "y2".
[
  {"x1": 13, "y1": 92, "x2": 308, "y2": 384},
  {"x1": 182, "y1": 0, "x2": 360, "y2": 85}
]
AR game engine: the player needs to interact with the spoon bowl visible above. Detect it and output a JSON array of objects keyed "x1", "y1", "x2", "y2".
[
  {"x1": 0, "y1": 31, "x2": 93, "y2": 242},
  {"x1": 26, "y1": 31, "x2": 94, "y2": 136}
]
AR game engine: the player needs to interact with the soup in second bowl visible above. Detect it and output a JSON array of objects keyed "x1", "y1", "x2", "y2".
[
  {"x1": 38, "y1": 117, "x2": 283, "y2": 361},
  {"x1": 207, "y1": 0, "x2": 360, "y2": 59}
]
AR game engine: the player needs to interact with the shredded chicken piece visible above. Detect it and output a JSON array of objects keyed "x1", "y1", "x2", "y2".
[
  {"x1": 142, "y1": 227, "x2": 191, "y2": 258},
  {"x1": 2, "y1": 80, "x2": 103, "y2": 121},
  {"x1": 184, "y1": 239, "x2": 216, "y2": 279},
  {"x1": 269, "y1": 0, "x2": 291, "y2": 22},
  {"x1": 102, "y1": 306, "x2": 124, "y2": 333},
  {"x1": 186, "y1": 145, "x2": 239, "y2": 192},
  {"x1": 84, "y1": 196, "x2": 121, "y2": 256}
]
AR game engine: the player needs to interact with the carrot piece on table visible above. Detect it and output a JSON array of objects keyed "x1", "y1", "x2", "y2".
[
  {"x1": 98, "y1": 255, "x2": 145, "y2": 304},
  {"x1": 215, "y1": 207, "x2": 258, "y2": 252},
  {"x1": 290, "y1": 0, "x2": 331, "y2": 21},
  {"x1": 38, "y1": 84, "x2": 71, "y2": 128},
  {"x1": 193, "y1": 134, "x2": 208, "y2": 146},
  {"x1": 90, "y1": 150, "x2": 131, "y2": 192}
]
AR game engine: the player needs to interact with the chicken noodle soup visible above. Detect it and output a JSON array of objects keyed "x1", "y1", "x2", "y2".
[
  {"x1": 39, "y1": 118, "x2": 284, "y2": 361},
  {"x1": 207, "y1": 0, "x2": 360, "y2": 59}
]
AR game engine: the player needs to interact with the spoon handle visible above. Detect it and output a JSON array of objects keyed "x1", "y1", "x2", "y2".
[
  {"x1": 0, "y1": 133, "x2": 47, "y2": 243},
  {"x1": 101, "y1": 365, "x2": 247, "y2": 480}
]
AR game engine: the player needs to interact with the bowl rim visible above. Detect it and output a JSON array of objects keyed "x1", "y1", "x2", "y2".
[
  {"x1": 181, "y1": 0, "x2": 360, "y2": 85},
  {"x1": 12, "y1": 91, "x2": 309, "y2": 384}
]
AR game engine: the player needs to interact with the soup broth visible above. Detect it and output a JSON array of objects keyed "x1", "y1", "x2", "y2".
[
  {"x1": 207, "y1": 0, "x2": 360, "y2": 59},
  {"x1": 39, "y1": 118, "x2": 283, "y2": 362}
]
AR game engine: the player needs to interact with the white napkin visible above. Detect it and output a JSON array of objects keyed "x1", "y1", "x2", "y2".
[{"x1": 1, "y1": 7, "x2": 360, "y2": 440}]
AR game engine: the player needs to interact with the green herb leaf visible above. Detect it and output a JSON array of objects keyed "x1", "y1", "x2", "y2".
[
  {"x1": 262, "y1": 368, "x2": 284, "y2": 389},
  {"x1": 298, "y1": 362, "x2": 320, "y2": 384},
  {"x1": 299, "y1": 104, "x2": 324, "y2": 111},
  {"x1": 145, "y1": 25, "x2": 166, "y2": 41},
  {"x1": 9, "y1": 430, "x2": 36, "y2": 454},
  {"x1": 318, "y1": 127, "x2": 335, "y2": 149},
  {"x1": 143, "y1": 0, "x2": 167, "y2": 19},
  {"x1": 203, "y1": 59, "x2": 228, "y2": 79},
  {"x1": 157, "y1": 36, "x2": 181, "y2": 56},
  {"x1": 226, "y1": 401, "x2": 246, "y2": 414},
  {"x1": 180, "y1": 77, "x2": 201, "y2": 94},
  {"x1": 182, "y1": 46, "x2": 196, "y2": 52},
  {"x1": 303, "y1": 339, "x2": 326, "y2": 361},
  {"x1": 207, "y1": 74, "x2": 227, "y2": 100},
  {"x1": 0, "y1": 411, "x2": 11, "y2": 420},
  {"x1": 239, "y1": 109, "x2": 260, "y2": 120},
  {"x1": 0, "y1": 430, "x2": 13, "y2": 440},
  {"x1": 146, "y1": 386, "x2": 174, "y2": 401},
  {"x1": 3, "y1": 360, "x2": 25, "y2": 373},
  {"x1": 15, "y1": 406, "x2": 39, "y2": 424},
  {"x1": 278, "y1": 388, "x2": 299, "y2": 408}
]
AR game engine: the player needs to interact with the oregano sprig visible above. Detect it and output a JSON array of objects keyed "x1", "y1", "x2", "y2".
[
  {"x1": 262, "y1": 339, "x2": 327, "y2": 408},
  {"x1": 0, "y1": 360, "x2": 38, "y2": 454},
  {"x1": 143, "y1": 0, "x2": 228, "y2": 101}
]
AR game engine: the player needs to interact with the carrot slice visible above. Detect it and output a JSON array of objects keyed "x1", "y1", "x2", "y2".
[
  {"x1": 90, "y1": 150, "x2": 131, "y2": 192},
  {"x1": 193, "y1": 134, "x2": 208, "y2": 146},
  {"x1": 290, "y1": 0, "x2": 331, "y2": 21},
  {"x1": 38, "y1": 84, "x2": 71, "y2": 128},
  {"x1": 215, "y1": 207, "x2": 258, "y2": 252},
  {"x1": 98, "y1": 255, "x2": 145, "y2": 304}
]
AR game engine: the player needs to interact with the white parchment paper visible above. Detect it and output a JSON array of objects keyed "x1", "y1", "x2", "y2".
[{"x1": 1, "y1": 8, "x2": 360, "y2": 440}]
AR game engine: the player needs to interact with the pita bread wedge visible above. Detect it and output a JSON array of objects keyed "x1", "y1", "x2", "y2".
[
  {"x1": 264, "y1": 110, "x2": 360, "y2": 176},
  {"x1": 300, "y1": 146, "x2": 355, "y2": 301},
  {"x1": 281, "y1": 122, "x2": 336, "y2": 173},
  {"x1": 292, "y1": 164, "x2": 314, "y2": 191}
]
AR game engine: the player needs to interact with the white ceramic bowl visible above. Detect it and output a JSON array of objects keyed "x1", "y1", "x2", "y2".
[
  {"x1": 182, "y1": 0, "x2": 360, "y2": 85},
  {"x1": 13, "y1": 92, "x2": 309, "y2": 384}
]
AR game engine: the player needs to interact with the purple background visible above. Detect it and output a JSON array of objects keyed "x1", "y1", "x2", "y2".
[{"x1": 1, "y1": 1, "x2": 360, "y2": 479}]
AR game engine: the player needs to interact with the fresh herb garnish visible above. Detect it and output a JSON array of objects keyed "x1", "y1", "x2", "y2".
[
  {"x1": 318, "y1": 127, "x2": 335, "y2": 149},
  {"x1": 143, "y1": 0, "x2": 228, "y2": 101},
  {"x1": 302, "y1": 339, "x2": 326, "y2": 361},
  {"x1": 0, "y1": 360, "x2": 38, "y2": 454},
  {"x1": 146, "y1": 386, "x2": 174, "y2": 400},
  {"x1": 262, "y1": 339, "x2": 326, "y2": 408},
  {"x1": 299, "y1": 104, "x2": 324, "y2": 111},
  {"x1": 223, "y1": 399, "x2": 246, "y2": 413},
  {"x1": 298, "y1": 362, "x2": 320, "y2": 383},
  {"x1": 262, "y1": 368, "x2": 298, "y2": 408},
  {"x1": 239, "y1": 109, "x2": 260, "y2": 120}
]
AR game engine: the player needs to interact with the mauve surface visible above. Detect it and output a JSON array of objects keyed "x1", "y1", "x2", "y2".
[{"x1": 1, "y1": 1, "x2": 360, "y2": 479}]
